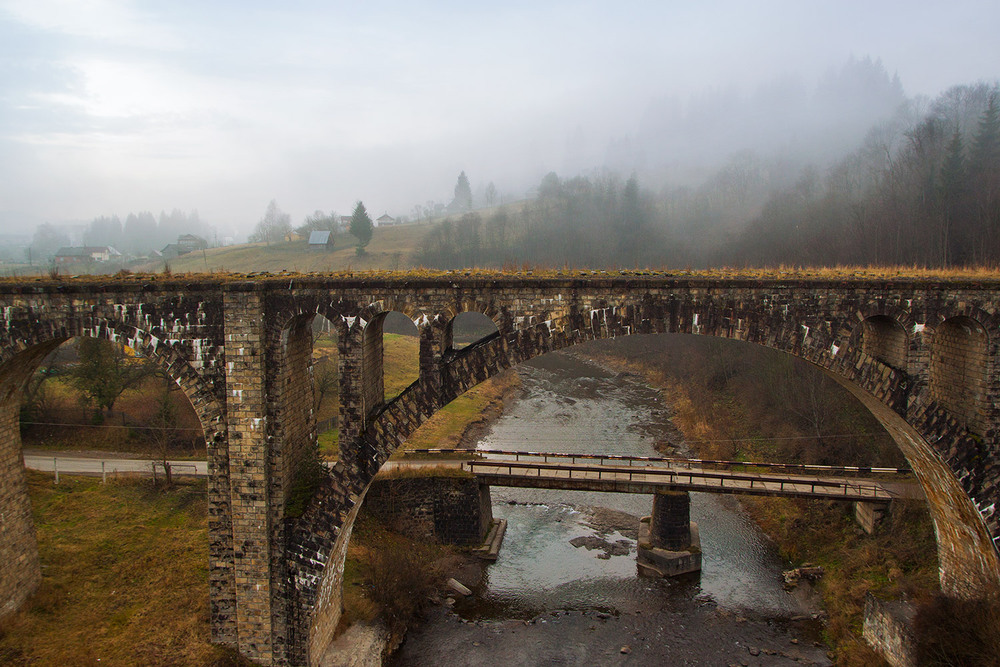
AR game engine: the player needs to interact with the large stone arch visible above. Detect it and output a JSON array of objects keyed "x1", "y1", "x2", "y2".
[
  {"x1": 0, "y1": 315, "x2": 236, "y2": 642},
  {"x1": 285, "y1": 287, "x2": 1000, "y2": 664},
  {"x1": 367, "y1": 303, "x2": 996, "y2": 577}
]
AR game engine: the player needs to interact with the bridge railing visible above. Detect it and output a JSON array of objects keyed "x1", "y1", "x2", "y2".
[
  {"x1": 461, "y1": 459, "x2": 897, "y2": 501},
  {"x1": 403, "y1": 448, "x2": 911, "y2": 477}
]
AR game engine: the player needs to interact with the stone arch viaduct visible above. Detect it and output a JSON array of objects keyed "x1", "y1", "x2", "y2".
[{"x1": 0, "y1": 273, "x2": 997, "y2": 665}]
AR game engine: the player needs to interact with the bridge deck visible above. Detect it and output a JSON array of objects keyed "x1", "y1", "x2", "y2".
[
  {"x1": 426, "y1": 449, "x2": 918, "y2": 501},
  {"x1": 463, "y1": 460, "x2": 905, "y2": 500}
]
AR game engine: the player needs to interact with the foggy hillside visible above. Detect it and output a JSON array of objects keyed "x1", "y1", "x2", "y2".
[{"x1": 416, "y1": 74, "x2": 1000, "y2": 270}]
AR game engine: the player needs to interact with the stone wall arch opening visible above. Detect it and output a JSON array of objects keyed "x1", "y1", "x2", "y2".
[
  {"x1": 929, "y1": 316, "x2": 989, "y2": 435},
  {"x1": 0, "y1": 329, "x2": 227, "y2": 652},
  {"x1": 18, "y1": 337, "x2": 206, "y2": 458},
  {"x1": 361, "y1": 311, "x2": 419, "y2": 416},
  {"x1": 311, "y1": 314, "x2": 340, "y2": 462},
  {"x1": 273, "y1": 314, "x2": 323, "y2": 516},
  {"x1": 444, "y1": 311, "x2": 500, "y2": 355},
  {"x1": 861, "y1": 315, "x2": 909, "y2": 372}
]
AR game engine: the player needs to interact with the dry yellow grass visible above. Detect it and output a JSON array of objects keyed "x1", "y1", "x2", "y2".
[
  {"x1": 130, "y1": 223, "x2": 434, "y2": 275},
  {"x1": 8, "y1": 262, "x2": 1000, "y2": 287},
  {"x1": 0, "y1": 473, "x2": 247, "y2": 666}
]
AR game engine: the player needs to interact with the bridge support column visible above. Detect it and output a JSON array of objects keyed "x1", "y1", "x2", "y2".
[
  {"x1": 855, "y1": 501, "x2": 891, "y2": 535},
  {"x1": 419, "y1": 319, "x2": 446, "y2": 395},
  {"x1": 223, "y1": 291, "x2": 278, "y2": 664},
  {"x1": 336, "y1": 318, "x2": 365, "y2": 466},
  {"x1": 637, "y1": 490, "x2": 701, "y2": 578},
  {"x1": 0, "y1": 397, "x2": 40, "y2": 620}
]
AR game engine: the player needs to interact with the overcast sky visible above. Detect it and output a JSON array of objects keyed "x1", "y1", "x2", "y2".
[{"x1": 1, "y1": 0, "x2": 998, "y2": 237}]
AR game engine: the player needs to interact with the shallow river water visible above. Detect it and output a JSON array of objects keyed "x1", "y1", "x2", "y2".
[{"x1": 392, "y1": 352, "x2": 832, "y2": 666}]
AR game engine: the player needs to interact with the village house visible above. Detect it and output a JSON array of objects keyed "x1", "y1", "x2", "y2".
[{"x1": 54, "y1": 246, "x2": 121, "y2": 266}]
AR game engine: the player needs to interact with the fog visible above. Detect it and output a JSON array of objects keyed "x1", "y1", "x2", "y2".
[{"x1": 1, "y1": 1, "x2": 998, "y2": 240}]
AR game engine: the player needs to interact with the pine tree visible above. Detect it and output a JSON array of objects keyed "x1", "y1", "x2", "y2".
[
  {"x1": 970, "y1": 93, "x2": 1000, "y2": 175},
  {"x1": 938, "y1": 130, "x2": 967, "y2": 265},
  {"x1": 349, "y1": 201, "x2": 374, "y2": 255},
  {"x1": 451, "y1": 171, "x2": 472, "y2": 212}
]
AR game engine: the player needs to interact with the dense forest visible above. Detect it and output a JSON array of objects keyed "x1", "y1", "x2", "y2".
[{"x1": 416, "y1": 78, "x2": 1000, "y2": 270}]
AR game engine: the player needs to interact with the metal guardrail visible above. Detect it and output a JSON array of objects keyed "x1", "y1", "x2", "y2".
[
  {"x1": 404, "y1": 448, "x2": 911, "y2": 477},
  {"x1": 462, "y1": 459, "x2": 895, "y2": 501},
  {"x1": 28, "y1": 456, "x2": 207, "y2": 483}
]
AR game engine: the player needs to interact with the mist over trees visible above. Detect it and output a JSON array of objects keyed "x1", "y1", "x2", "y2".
[
  {"x1": 729, "y1": 82, "x2": 1000, "y2": 266},
  {"x1": 29, "y1": 209, "x2": 216, "y2": 261},
  {"x1": 417, "y1": 74, "x2": 1000, "y2": 270},
  {"x1": 248, "y1": 200, "x2": 293, "y2": 245}
]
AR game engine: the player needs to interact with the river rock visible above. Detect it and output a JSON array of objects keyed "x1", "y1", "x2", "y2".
[
  {"x1": 448, "y1": 578, "x2": 473, "y2": 596},
  {"x1": 782, "y1": 564, "x2": 824, "y2": 588}
]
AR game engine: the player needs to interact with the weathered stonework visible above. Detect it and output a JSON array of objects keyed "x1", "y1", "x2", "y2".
[
  {"x1": 364, "y1": 475, "x2": 492, "y2": 546},
  {"x1": 863, "y1": 593, "x2": 917, "y2": 667},
  {"x1": 649, "y1": 490, "x2": 692, "y2": 550},
  {"x1": 0, "y1": 273, "x2": 997, "y2": 665}
]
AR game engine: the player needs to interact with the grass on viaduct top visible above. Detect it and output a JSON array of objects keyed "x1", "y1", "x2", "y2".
[{"x1": 1, "y1": 265, "x2": 999, "y2": 292}]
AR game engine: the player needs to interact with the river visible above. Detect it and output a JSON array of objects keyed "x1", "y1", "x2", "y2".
[{"x1": 392, "y1": 352, "x2": 832, "y2": 666}]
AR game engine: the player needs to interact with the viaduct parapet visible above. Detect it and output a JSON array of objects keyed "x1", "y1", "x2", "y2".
[{"x1": 0, "y1": 272, "x2": 997, "y2": 665}]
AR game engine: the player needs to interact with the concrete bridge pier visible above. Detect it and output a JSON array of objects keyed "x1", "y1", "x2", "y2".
[
  {"x1": 855, "y1": 501, "x2": 892, "y2": 535},
  {"x1": 637, "y1": 489, "x2": 702, "y2": 577}
]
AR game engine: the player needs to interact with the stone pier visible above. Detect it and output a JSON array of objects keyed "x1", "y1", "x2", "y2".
[{"x1": 637, "y1": 490, "x2": 702, "y2": 577}]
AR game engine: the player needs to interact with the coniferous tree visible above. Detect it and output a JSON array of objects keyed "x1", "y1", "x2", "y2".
[
  {"x1": 450, "y1": 171, "x2": 473, "y2": 212},
  {"x1": 938, "y1": 131, "x2": 967, "y2": 265},
  {"x1": 350, "y1": 201, "x2": 374, "y2": 255}
]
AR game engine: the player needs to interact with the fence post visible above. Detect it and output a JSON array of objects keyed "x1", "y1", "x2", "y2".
[
  {"x1": 102, "y1": 461, "x2": 106, "y2": 484},
  {"x1": 54, "y1": 457, "x2": 59, "y2": 485}
]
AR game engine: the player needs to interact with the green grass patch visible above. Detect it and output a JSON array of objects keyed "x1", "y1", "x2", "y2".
[
  {"x1": 399, "y1": 370, "x2": 518, "y2": 452},
  {"x1": 383, "y1": 334, "x2": 419, "y2": 400},
  {"x1": 318, "y1": 428, "x2": 339, "y2": 460},
  {"x1": 374, "y1": 465, "x2": 473, "y2": 480}
]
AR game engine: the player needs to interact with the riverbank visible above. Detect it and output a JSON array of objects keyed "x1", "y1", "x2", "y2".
[{"x1": 397, "y1": 369, "x2": 520, "y2": 452}]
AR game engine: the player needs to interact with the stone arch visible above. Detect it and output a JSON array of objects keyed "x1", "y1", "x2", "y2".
[
  {"x1": 360, "y1": 310, "x2": 420, "y2": 418},
  {"x1": 860, "y1": 314, "x2": 909, "y2": 372},
  {"x1": 929, "y1": 315, "x2": 990, "y2": 435},
  {"x1": 443, "y1": 311, "x2": 501, "y2": 354},
  {"x1": 354, "y1": 307, "x2": 999, "y2": 597},
  {"x1": 0, "y1": 315, "x2": 233, "y2": 637},
  {"x1": 270, "y1": 313, "x2": 320, "y2": 511},
  {"x1": 291, "y1": 290, "x2": 1000, "y2": 664}
]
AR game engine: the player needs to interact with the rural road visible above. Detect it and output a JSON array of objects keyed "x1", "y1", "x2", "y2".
[
  {"x1": 23, "y1": 451, "x2": 207, "y2": 477},
  {"x1": 20, "y1": 452, "x2": 460, "y2": 479}
]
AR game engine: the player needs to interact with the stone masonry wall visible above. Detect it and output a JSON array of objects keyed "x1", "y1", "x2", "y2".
[
  {"x1": 930, "y1": 316, "x2": 989, "y2": 434},
  {"x1": 364, "y1": 475, "x2": 493, "y2": 546},
  {"x1": 222, "y1": 291, "x2": 275, "y2": 664},
  {"x1": 863, "y1": 592, "x2": 916, "y2": 667},
  {"x1": 862, "y1": 315, "x2": 908, "y2": 371},
  {"x1": 0, "y1": 398, "x2": 40, "y2": 619}
]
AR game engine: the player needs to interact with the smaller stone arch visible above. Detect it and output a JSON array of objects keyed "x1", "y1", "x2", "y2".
[
  {"x1": 443, "y1": 311, "x2": 501, "y2": 355},
  {"x1": 929, "y1": 315, "x2": 990, "y2": 435},
  {"x1": 360, "y1": 310, "x2": 420, "y2": 416},
  {"x1": 0, "y1": 316, "x2": 233, "y2": 636},
  {"x1": 861, "y1": 314, "x2": 909, "y2": 372}
]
